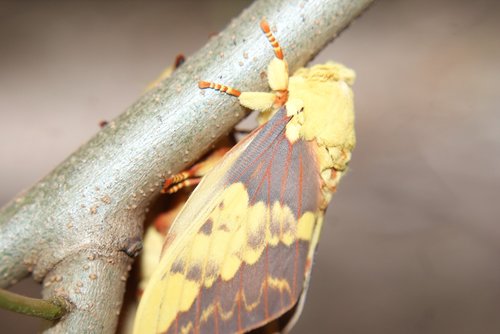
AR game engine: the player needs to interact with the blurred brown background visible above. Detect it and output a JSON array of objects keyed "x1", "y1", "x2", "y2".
[{"x1": 1, "y1": 0, "x2": 500, "y2": 333}]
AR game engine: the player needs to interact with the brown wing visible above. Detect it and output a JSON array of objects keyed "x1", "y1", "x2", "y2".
[{"x1": 134, "y1": 107, "x2": 323, "y2": 334}]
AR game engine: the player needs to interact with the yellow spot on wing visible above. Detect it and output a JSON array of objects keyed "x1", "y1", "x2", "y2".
[
  {"x1": 270, "y1": 202, "x2": 296, "y2": 246},
  {"x1": 206, "y1": 229, "x2": 232, "y2": 285},
  {"x1": 180, "y1": 323, "x2": 193, "y2": 334},
  {"x1": 158, "y1": 273, "x2": 185, "y2": 329},
  {"x1": 240, "y1": 202, "x2": 267, "y2": 265},
  {"x1": 221, "y1": 254, "x2": 241, "y2": 281},
  {"x1": 217, "y1": 183, "x2": 248, "y2": 281},
  {"x1": 242, "y1": 245, "x2": 264, "y2": 266},
  {"x1": 297, "y1": 212, "x2": 315, "y2": 241},
  {"x1": 154, "y1": 274, "x2": 202, "y2": 331},
  {"x1": 179, "y1": 279, "x2": 200, "y2": 311},
  {"x1": 267, "y1": 276, "x2": 292, "y2": 297},
  {"x1": 247, "y1": 201, "x2": 267, "y2": 237},
  {"x1": 189, "y1": 233, "x2": 211, "y2": 268},
  {"x1": 218, "y1": 183, "x2": 249, "y2": 229}
]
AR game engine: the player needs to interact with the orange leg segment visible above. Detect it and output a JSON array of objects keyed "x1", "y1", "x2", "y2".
[
  {"x1": 162, "y1": 178, "x2": 202, "y2": 194},
  {"x1": 161, "y1": 167, "x2": 200, "y2": 194},
  {"x1": 161, "y1": 147, "x2": 231, "y2": 194}
]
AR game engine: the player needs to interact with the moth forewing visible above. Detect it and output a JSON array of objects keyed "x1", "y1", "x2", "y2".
[{"x1": 134, "y1": 19, "x2": 355, "y2": 334}]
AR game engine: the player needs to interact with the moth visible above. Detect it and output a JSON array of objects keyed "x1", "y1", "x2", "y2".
[{"x1": 134, "y1": 20, "x2": 356, "y2": 333}]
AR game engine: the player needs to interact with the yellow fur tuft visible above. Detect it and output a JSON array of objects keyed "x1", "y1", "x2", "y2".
[
  {"x1": 267, "y1": 58, "x2": 289, "y2": 91},
  {"x1": 239, "y1": 92, "x2": 275, "y2": 110}
]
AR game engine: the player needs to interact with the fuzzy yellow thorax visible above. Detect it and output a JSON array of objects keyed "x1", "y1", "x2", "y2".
[{"x1": 287, "y1": 62, "x2": 356, "y2": 153}]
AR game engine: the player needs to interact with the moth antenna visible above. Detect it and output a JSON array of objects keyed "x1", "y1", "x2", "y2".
[
  {"x1": 198, "y1": 81, "x2": 241, "y2": 97},
  {"x1": 260, "y1": 19, "x2": 284, "y2": 60}
]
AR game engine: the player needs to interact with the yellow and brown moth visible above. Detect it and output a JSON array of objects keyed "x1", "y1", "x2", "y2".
[{"x1": 134, "y1": 20, "x2": 356, "y2": 333}]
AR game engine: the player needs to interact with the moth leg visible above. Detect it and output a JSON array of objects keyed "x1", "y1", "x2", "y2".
[
  {"x1": 198, "y1": 81, "x2": 276, "y2": 112},
  {"x1": 161, "y1": 147, "x2": 229, "y2": 194},
  {"x1": 161, "y1": 165, "x2": 202, "y2": 194},
  {"x1": 161, "y1": 177, "x2": 201, "y2": 194},
  {"x1": 199, "y1": 20, "x2": 291, "y2": 112},
  {"x1": 161, "y1": 170, "x2": 191, "y2": 193}
]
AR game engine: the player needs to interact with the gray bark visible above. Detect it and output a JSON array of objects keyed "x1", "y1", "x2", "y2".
[{"x1": 0, "y1": 0, "x2": 373, "y2": 332}]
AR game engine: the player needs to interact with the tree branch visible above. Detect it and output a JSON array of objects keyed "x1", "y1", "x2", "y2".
[
  {"x1": 0, "y1": 0, "x2": 373, "y2": 332},
  {"x1": 0, "y1": 288, "x2": 68, "y2": 320}
]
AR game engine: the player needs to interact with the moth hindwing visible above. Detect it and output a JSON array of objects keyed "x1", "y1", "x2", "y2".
[{"x1": 134, "y1": 19, "x2": 356, "y2": 334}]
